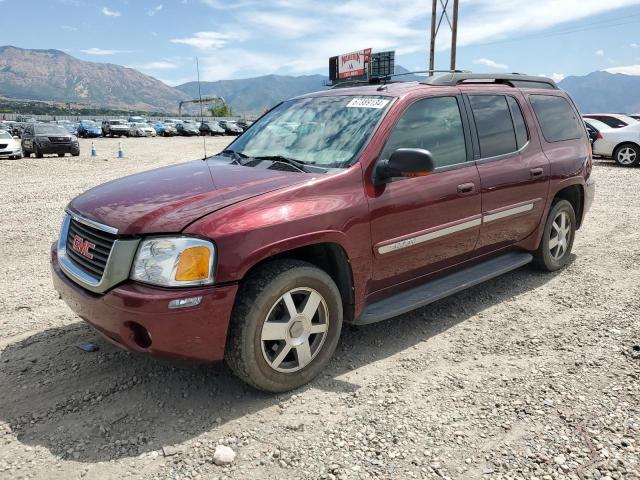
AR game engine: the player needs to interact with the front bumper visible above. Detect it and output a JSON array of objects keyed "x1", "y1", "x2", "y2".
[
  {"x1": 0, "y1": 148, "x2": 21, "y2": 157},
  {"x1": 51, "y1": 245, "x2": 238, "y2": 362},
  {"x1": 40, "y1": 144, "x2": 80, "y2": 154}
]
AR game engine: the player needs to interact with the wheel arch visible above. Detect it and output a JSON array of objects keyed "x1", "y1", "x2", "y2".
[
  {"x1": 239, "y1": 242, "x2": 356, "y2": 323},
  {"x1": 553, "y1": 183, "x2": 584, "y2": 229},
  {"x1": 613, "y1": 141, "x2": 640, "y2": 160}
]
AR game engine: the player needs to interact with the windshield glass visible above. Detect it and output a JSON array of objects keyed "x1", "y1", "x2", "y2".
[
  {"x1": 0, "y1": 131, "x2": 12, "y2": 139},
  {"x1": 228, "y1": 95, "x2": 392, "y2": 167},
  {"x1": 82, "y1": 120, "x2": 97, "y2": 127},
  {"x1": 111, "y1": 120, "x2": 126, "y2": 125},
  {"x1": 35, "y1": 125, "x2": 68, "y2": 135}
]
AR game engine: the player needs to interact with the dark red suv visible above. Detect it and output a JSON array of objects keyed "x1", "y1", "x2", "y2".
[{"x1": 51, "y1": 73, "x2": 595, "y2": 392}]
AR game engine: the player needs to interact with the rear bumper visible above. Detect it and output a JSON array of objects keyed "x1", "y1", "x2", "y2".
[{"x1": 51, "y1": 245, "x2": 238, "y2": 362}]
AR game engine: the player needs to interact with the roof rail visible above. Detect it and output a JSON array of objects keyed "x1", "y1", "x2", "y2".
[{"x1": 422, "y1": 72, "x2": 559, "y2": 90}]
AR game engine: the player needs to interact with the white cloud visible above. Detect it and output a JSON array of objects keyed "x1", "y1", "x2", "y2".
[
  {"x1": 606, "y1": 64, "x2": 640, "y2": 75},
  {"x1": 135, "y1": 61, "x2": 178, "y2": 70},
  {"x1": 171, "y1": 31, "x2": 232, "y2": 49},
  {"x1": 631, "y1": 43, "x2": 639, "y2": 48},
  {"x1": 80, "y1": 48, "x2": 120, "y2": 55},
  {"x1": 473, "y1": 58, "x2": 509, "y2": 70},
  {"x1": 101, "y1": 6, "x2": 121, "y2": 17},
  {"x1": 549, "y1": 73, "x2": 565, "y2": 82},
  {"x1": 595, "y1": 49, "x2": 604, "y2": 56},
  {"x1": 147, "y1": 4, "x2": 163, "y2": 16},
  {"x1": 61, "y1": 25, "x2": 77, "y2": 31}
]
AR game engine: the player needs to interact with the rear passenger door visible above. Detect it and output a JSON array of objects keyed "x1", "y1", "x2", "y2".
[{"x1": 464, "y1": 92, "x2": 550, "y2": 253}]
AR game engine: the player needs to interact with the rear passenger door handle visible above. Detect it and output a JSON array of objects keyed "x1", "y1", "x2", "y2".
[
  {"x1": 457, "y1": 183, "x2": 475, "y2": 196},
  {"x1": 530, "y1": 167, "x2": 544, "y2": 178}
]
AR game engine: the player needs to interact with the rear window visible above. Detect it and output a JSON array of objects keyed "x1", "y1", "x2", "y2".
[{"x1": 529, "y1": 95, "x2": 584, "y2": 142}]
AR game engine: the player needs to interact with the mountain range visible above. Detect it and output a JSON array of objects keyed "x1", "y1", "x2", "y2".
[{"x1": 0, "y1": 45, "x2": 639, "y2": 115}]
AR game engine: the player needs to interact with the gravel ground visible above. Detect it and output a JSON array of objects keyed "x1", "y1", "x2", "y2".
[{"x1": 0, "y1": 139, "x2": 638, "y2": 480}]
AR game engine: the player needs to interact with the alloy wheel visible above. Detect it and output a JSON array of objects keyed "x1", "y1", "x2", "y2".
[
  {"x1": 260, "y1": 287, "x2": 329, "y2": 373},
  {"x1": 549, "y1": 211, "x2": 571, "y2": 260},
  {"x1": 617, "y1": 147, "x2": 637, "y2": 165}
]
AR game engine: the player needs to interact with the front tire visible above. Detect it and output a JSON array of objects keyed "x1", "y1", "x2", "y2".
[
  {"x1": 225, "y1": 259, "x2": 343, "y2": 392},
  {"x1": 533, "y1": 199, "x2": 576, "y2": 271},
  {"x1": 613, "y1": 143, "x2": 640, "y2": 167}
]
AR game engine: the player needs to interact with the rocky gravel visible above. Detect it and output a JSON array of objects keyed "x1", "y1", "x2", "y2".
[{"x1": 0, "y1": 141, "x2": 638, "y2": 480}]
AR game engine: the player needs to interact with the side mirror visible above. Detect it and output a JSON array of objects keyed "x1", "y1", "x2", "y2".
[{"x1": 375, "y1": 148, "x2": 435, "y2": 183}]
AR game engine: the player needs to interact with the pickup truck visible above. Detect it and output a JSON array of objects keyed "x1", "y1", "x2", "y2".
[{"x1": 52, "y1": 73, "x2": 595, "y2": 392}]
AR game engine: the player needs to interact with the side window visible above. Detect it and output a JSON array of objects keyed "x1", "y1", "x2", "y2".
[
  {"x1": 381, "y1": 96, "x2": 467, "y2": 168},
  {"x1": 468, "y1": 95, "x2": 517, "y2": 158},
  {"x1": 529, "y1": 95, "x2": 584, "y2": 142},
  {"x1": 506, "y1": 96, "x2": 528, "y2": 149}
]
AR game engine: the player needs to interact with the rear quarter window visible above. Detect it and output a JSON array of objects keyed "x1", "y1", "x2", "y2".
[{"x1": 529, "y1": 95, "x2": 584, "y2": 143}]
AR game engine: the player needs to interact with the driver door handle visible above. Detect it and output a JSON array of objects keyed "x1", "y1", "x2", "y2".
[
  {"x1": 457, "y1": 183, "x2": 475, "y2": 196},
  {"x1": 530, "y1": 167, "x2": 544, "y2": 177}
]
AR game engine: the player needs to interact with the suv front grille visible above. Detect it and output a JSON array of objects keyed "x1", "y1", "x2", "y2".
[
  {"x1": 48, "y1": 136, "x2": 71, "y2": 143},
  {"x1": 65, "y1": 218, "x2": 117, "y2": 280}
]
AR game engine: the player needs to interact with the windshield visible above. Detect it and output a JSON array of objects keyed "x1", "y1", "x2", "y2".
[
  {"x1": 133, "y1": 123, "x2": 148, "y2": 127},
  {"x1": 82, "y1": 120, "x2": 97, "y2": 127},
  {"x1": 111, "y1": 120, "x2": 126, "y2": 125},
  {"x1": 228, "y1": 95, "x2": 392, "y2": 167},
  {"x1": 0, "y1": 131, "x2": 12, "y2": 139},
  {"x1": 35, "y1": 125, "x2": 68, "y2": 135}
]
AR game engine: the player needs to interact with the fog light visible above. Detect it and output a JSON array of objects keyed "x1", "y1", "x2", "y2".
[{"x1": 168, "y1": 296, "x2": 203, "y2": 309}]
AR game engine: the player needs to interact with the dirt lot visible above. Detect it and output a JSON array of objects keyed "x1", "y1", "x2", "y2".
[{"x1": 0, "y1": 137, "x2": 638, "y2": 480}]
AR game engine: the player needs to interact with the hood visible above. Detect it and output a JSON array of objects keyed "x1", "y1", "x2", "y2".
[{"x1": 68, "y1": 159, "x2": 309, "y2": 235}]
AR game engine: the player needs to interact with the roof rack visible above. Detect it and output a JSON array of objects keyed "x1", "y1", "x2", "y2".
[{"x1": 422, "y1": 72, "x2": 558, "y2": 90}]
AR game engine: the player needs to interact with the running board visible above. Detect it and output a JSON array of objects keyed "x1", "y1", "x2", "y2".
[{"x1": 355, "y1": 252, "x2": 533, "y2": 325}]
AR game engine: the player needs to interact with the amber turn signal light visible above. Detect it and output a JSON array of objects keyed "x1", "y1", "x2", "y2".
[{"x1": 175, "y1": 246, "x2": 211, "y2": 281}]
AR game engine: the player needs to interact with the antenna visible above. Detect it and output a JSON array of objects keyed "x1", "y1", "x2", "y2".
[{"x1": 196, "y1": 57, "x2": 207, "y2": 160}]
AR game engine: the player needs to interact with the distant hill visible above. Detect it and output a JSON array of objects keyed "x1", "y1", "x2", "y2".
[
  {"x1": 0, "y1": 46, "x2": 188, "y2": 113},
  {"x1": 559, "y1": 71, "x2": 640, "y2": 114},
  {"x1": 176, "y1": 74, "x2": 328, "y2": 114}
]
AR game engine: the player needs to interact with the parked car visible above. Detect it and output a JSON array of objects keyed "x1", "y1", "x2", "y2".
[
  {"x1": 627, "y1": 114, "x2": 640, "y2": 121},
  {"x1": 176, "y1": 122, "x2": 200, "y2": 136},
  {"x1": 236, "y1": 120, "x2": 253, "y2": 131},
  {"x1": 218, "y1": 120, "x2": 243, "y2": 135},
  {"x1": 590, "y1": 121, "x2": 640, "y2": 167},
  {"x1": 200, "y1": 120, "x2": 225, "y2": 136},
  {"x1": 582, "y1": 114, "x2": 638, "y2": 129},
  {"x1": 51, "y1": 73, "x2": 594, "y2": 392},
  {"x1": 0, "y1": 129, "x2": 23, "y2": 159},
  {"x1": 77, "y1": 120, "x2": 102, "y2": 138},
  {"x1": 128, "y1": 115, "x2": 147, "y2": 123},
  {"x1": 102, "y1": 119, "x2": 130, "y2": 137},
  {"x1": 22, "y1": 124, "x2": 79, "y2": 157},
  {"x1": 128, "y1": 122, "x2": 157, "y2": 137},
  {"x1": 152, "y1": 121, "x2": 177, "y2": 137},
  {"x1": 15, "y1": 115, "x2": 36, "y2": 123}
]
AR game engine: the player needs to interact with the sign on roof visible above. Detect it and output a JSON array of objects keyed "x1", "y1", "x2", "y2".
[{"x1": 337, "y1": 48, "x2": 372, "y2": 79}]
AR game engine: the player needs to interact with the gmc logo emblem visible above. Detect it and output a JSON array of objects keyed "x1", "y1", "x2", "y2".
[{"x1": 72, "y1": 234, "x2": 96, "y2": 260}]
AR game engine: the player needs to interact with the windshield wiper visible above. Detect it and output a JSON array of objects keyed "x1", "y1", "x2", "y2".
[
  {"x1": 219, "y1": 149, "x2": 252, "y2": 165},
  {"x1": 252, "y1": 155, "x2": 314, "y2": 173}
]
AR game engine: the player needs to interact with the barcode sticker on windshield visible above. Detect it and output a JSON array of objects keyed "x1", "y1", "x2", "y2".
[{"x1": 347, "y1": 98, "x2": 390, "y2": 109}]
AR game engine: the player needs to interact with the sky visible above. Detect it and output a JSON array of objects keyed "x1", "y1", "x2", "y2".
[{"x1": 2, "y1": 0, "x2": 640, "y2": 86}]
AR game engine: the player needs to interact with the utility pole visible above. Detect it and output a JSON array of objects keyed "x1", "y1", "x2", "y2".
[{"x1": 428, "y1": 0, "x2": 460, "y2": 75}]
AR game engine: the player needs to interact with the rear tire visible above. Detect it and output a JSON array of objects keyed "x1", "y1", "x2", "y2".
[
  {"x1": 613, "y1": 143, "x2": 640, "y2": 167},
  {"x1": 225, "y1": 259, "x2": 343, "y2": 393},
  {"x1": 35, "y1": 146, "x2": 44, "y2": 158},
  {"x1": 532, "y1": 199, "x2": 576, "y2": 271}
]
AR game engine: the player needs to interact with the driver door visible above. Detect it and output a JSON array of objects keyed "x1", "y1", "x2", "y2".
[{"x1": 367, "y1": 95, "x2": 482, "y2": 293}]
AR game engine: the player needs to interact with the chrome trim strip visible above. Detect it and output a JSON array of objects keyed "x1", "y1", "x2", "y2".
[
  {"x1": 65, "y1": 209, "x2": 119, "y2": 235},
  {"x1": 483, "y1": 203, "x2": 534, "y2": 223},
  {"x1": 378, "y1": 217, "x2": 482, "y2": 255}
]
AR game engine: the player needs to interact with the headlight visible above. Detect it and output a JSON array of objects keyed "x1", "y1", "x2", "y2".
[{"x1": 131, "y1": 237, "x2": 215, "y2": 287}]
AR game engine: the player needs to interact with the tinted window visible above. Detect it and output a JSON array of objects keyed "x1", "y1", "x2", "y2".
[
  {"x1": 530, "y1": 95, "x2": 584, "y2": 142},
  {"x1": 381, "y1": 96, "x2": 466, "y2": 168},
  {"x1": 506, "y1": 96, "x2": 528, "y2": 149},
  {"x1": 469, "y1": 95, "x2": 517, "y2": 158}
]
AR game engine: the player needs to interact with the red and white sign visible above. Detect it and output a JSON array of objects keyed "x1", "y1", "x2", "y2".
[{"x1": 338, "y1": 48, "x2": 371, "y2": 79}]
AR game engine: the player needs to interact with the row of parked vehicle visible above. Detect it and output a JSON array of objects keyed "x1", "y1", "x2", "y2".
[
  {"x1": 583, "y1": 113, "x2": 640, "y2": 167},
  {"x1": 0, "y1": 115, "x2": 253, "y2": 141}
]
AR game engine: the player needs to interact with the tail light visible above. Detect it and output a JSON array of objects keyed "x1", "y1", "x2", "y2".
[{"x1": 596, "y1": 132, "x2": 603, "y2": 140}]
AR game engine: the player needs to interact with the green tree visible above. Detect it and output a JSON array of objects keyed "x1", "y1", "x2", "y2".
[{"x1": 209, "y1": 103, "x2": 232, "y2": 117}]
